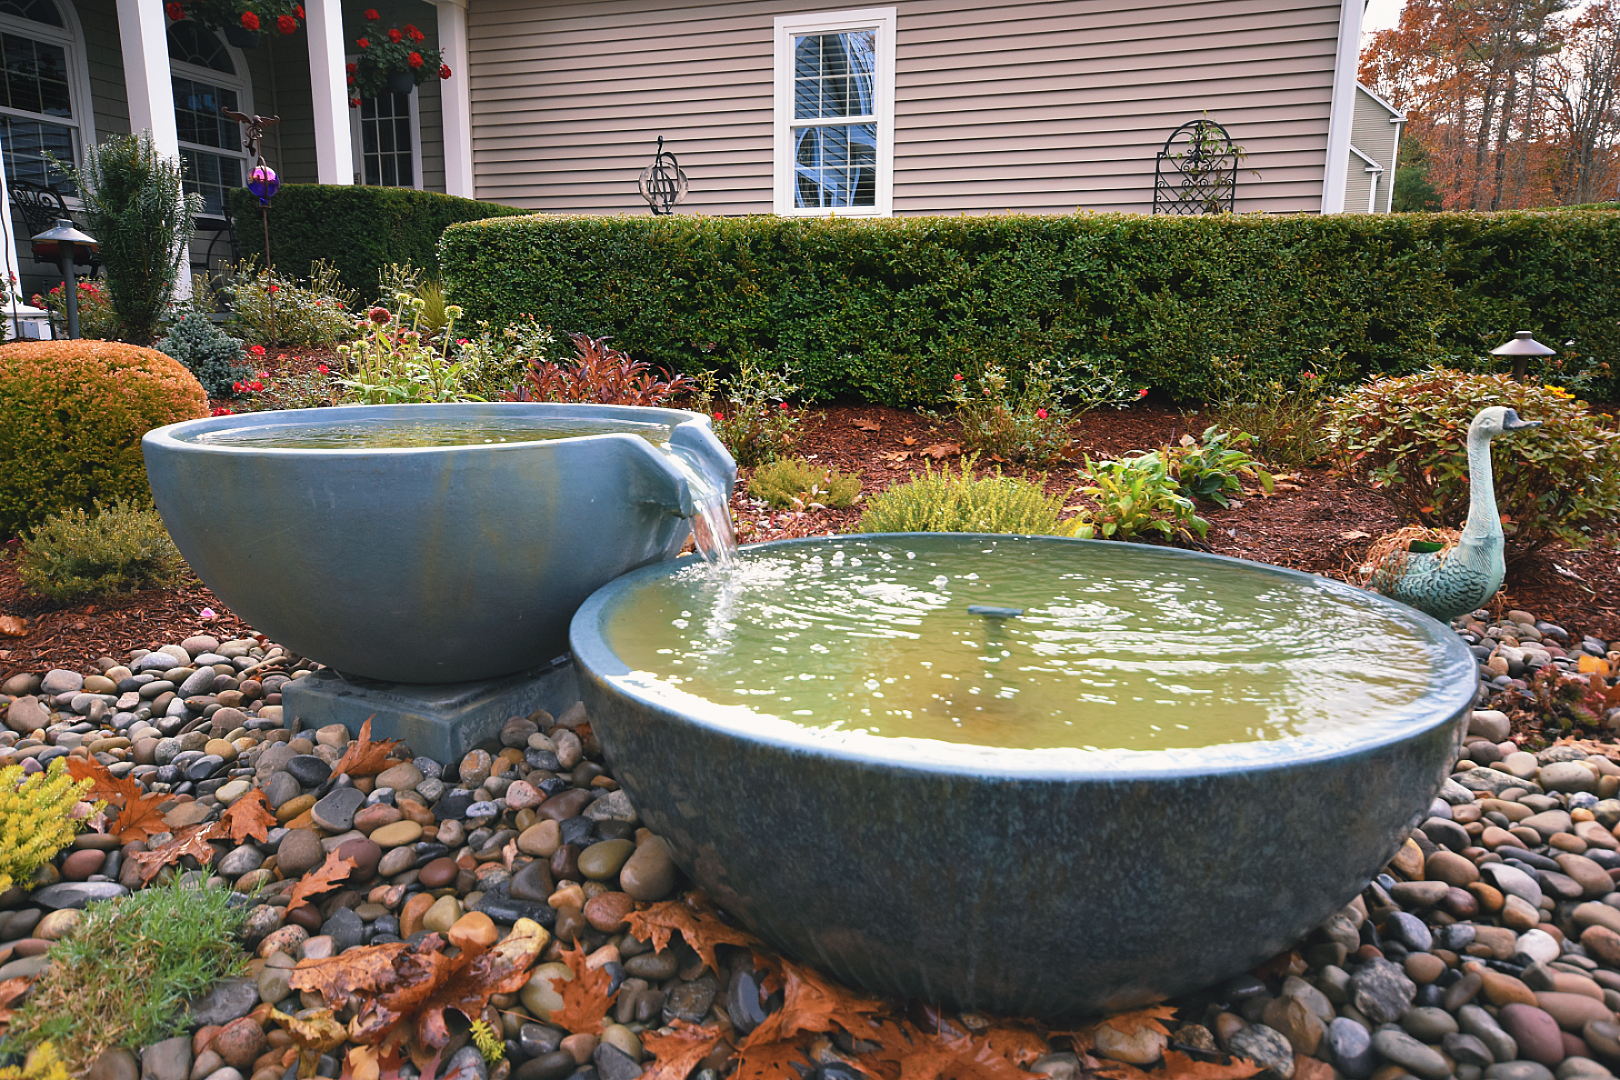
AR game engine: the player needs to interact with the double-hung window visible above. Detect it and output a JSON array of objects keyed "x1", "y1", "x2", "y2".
[
  {"x1": 169, "y1": 21, "x2": 250, "y2": 218},
  {"x1": 773, "y1": 8, "x2": 895, "y2": 216},
  {"x1": 0, "y1": 0, "x2": 89, "y2": 190}
]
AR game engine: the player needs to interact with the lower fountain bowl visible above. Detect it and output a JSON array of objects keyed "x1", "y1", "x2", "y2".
[{"x1": 568, "y1": 535, "x2": 1475, "y2": 1019}]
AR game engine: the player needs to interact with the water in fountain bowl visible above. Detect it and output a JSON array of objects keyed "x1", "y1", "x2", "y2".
[
  {"x1": 602, "y1": 535, "x2": 1447, "y2": 755},
  {"x1": 183, "y1": 414, "x2": 674, "y2": 449}
]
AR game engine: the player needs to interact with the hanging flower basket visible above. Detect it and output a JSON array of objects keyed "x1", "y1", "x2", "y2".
[
  {"x1": 167, "y1": 0, "x2": 305, "y2": 43},
  {"x1": 348, "y1": 9, "x2": 451, "y2": 105}
]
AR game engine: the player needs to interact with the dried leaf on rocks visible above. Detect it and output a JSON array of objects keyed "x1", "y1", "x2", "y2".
[
  {"x1": 641, "y1": 1020, "x2": 729, "y2": 1080},
  {"x1": 217, "y1": 789, "x2": 278, "y2": 842},
  {"x1": 63, "y1": 757, "x2": 168, "y2": 841},
  {"x1": 1094, "y1": 1051, "x2": 1262, "y2": 1080},
  {"x1": 330, "y1": 717, "x2": 405, "y2": 778},
  {"x1": 272, "y1": 1007, "x2": 350, "y2": 1077},
  {"x1": 1097, "y1": 1005, "x2": 1178, "y2": 1038},
  {"x1": 286, "y1": 851, "x2": 358, "y2": 913},
  {"x1": 628, "y1": 899, "x2": 763, "y2": 975},
  {"x1": 416, "y1": 918, "x2": 548, "y2": 1051},
  {"x1": 920, "y1": 443, "x2": 961, "y2": 460},
  {"x1": 0, "y1": 615, "x2": 25, "y2": 637},
  {"x1": 982, "y1": 1027, "x2": 1049, "y2": 1067},
  {"x1": 127, "y1": 823, "x2": 219, "y2": 883},
  {"x1": 852, "y1": 418, "x2": 881, "y2": 431},
  {"x1": 348, "y1": 942, "x2": 455, "y2": 1047},
  {"x1": 292, "y1": 941, "x2": 417, "y2": 1006},
  {"x1": 545, "y1": 939, "x2": 620, "y2": 1035},
  {"x1": 0, "y1": 975, "x2": 33, "y2": 1032}
]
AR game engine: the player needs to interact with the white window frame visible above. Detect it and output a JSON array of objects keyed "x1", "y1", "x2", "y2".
[
  {"x1": 169, "y1": 25, "x2": 253, "y2": 219},
  {"x1": 346, "y1": 64, "x2": 424, "y2": 190},
  {"x1": 0, "y1": 0, "x2": 96, "y2": 187},
  {"x1": 772, "y1": 7, "x2": 895, "y2": 217}
]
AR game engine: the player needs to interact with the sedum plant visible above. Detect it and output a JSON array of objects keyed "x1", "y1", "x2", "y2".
[
  {"x1": 18, "y1": 500, "x2": 187, "y2": 601},
  {"x1": 1072, "y1": 452, "x2": 1209, "y2": 543},
  {"x1": 748, "y1": 458, "x2": 862, "y2": 511},
  {"x1": 0, "y1": 758, "x2": 96, "y2": 893},
  {"x1": 1326, "y1": 367, "x2": 1620, "y2": 560},
  {"x1": 858, "y1": 457, "x2": 1073, "y2": 535},
  {"x1": 0, "y1": 1043, "x2": 72, "y2": 1080}
]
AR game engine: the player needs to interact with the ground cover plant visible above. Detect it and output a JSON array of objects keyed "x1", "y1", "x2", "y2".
[
  {"x1": 857, "y1": 456, "x2": 1073, "y2": 535},
  {"x1": 0, "y1": 758, "x2": 92, "y2": 893},
  {"x1": 747, "y1": 458, "x2": 861, "y2": 510},
  {"x1": 17, "y1": 501, "x2": 185, "y2": 602}
]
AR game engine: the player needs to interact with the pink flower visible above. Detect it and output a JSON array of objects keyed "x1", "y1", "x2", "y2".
[
  {"x1": 1302, "y1": 371, "x2": 1318, "y2": 380},
  {"x1": 199, "y1": 607, "x2": 216, "y2": 619},
  {"x1": 1036, "y1": 408, "x2": 1048, "y2": 419},
  {"x1": 369, "y1": 306, "x2": 391, "y2": 324},
  {"x1": 257, "y1": 371, "x2": 269, "y2": 379},
  {"x1": 249, "y1": 344, "x2": 265, "y2": 356}
]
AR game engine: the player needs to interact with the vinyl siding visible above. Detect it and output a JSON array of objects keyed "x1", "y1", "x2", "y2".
[
  {"x1": 1345, "y1": 84, "x2": 1399, "y2": 213},
  {"x1": 467, "y1": 0, "x2": 1344, "y2": 215}
]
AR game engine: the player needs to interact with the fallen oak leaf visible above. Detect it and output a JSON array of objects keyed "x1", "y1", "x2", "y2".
[
  {"x1": 1096, "y1": 1005, "x2": 1178, "y2": 1038},
  {"x1": 852, "y1": 418, "x2": 881, "y2": 431},
  {"x1": 64, "y1": 757, "x2": 167, "y2": 841},
  {"x1": 416, "y1": 918, "x2": 549, "y2": 1052},
  {"x1": 291, "y1": 940, "x2": 417, "y2": 1007},
  {"x1": 0, "y1": 615, "x2": 25, "y2": 637},
  {"x1": 330, "y1": 717, "x2": 405, "y2": 778},
  {"x1": 127, "y1": 823, "x2": 220, "y2": 884},
  {"x1": 0, "y1": 975, "x2": 33, "y2": 1033},
  {"x1": 545, "y1": 938, "x2": 620, "y2": 1035},
  {"x1": 1157, "y1": 1050, "x2": 1264, "y2": 1080},
  {"x1": 215, "y1": 788, "x2": 278, "y2": 843},
  {"x1": 902, "y1": 436, "x2": 917, "y2": 446},
  {"x1": 982, "y1": 1026, "x2": 1050, "y2": 1067},
  {"x1": 348, "y1": 938, "x2": 456, "y2": 1046},
  {"x1": 920, "y1": 442, "x2": 960, "y2": 460},
  {"x1": 287, "y1": 851, "x2": 358, "y2": 913},
  {"x1": 642, "y1": 1020, "x2": 729, "y2": 1080},
  {"x1": 627, "y1": 898, "x2": 764, "y2": 975}
]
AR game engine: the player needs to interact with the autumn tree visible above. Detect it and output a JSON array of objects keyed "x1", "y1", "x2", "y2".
[{"x1": 1546, "y1": 0, "x2": 1620, "y2": 203}]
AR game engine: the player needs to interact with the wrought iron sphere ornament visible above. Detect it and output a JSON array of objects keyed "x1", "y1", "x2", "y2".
[
  {"x1": 248, "y1": 164, "x2": 280, "y2": 207},
  {"x1": 639, "y1": 136, "x2": 689, "y2": 215},
  {"x1": 1490, "y1": 330, "x2": 1556, "y2": 383}
]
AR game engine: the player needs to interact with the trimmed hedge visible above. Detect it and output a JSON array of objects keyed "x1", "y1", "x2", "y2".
[
  {"x1": 439, "y1": 211, "x2": 1620, "y2": 406},
  {"x1": 230, "y1": 184, "x2": 528, "y2": 297}
]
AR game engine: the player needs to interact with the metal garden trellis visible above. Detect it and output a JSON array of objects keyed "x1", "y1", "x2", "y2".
[{"x1": 1153, "y1": 118, "x2": 1239, "y2": 214}]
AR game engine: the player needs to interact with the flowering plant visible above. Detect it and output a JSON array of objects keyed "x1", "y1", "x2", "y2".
[
  {"x1": 349, "y1": 10, "x2": 450, "y2": 103},
  {"x1": 941, "y1": 358, "x2": 1143, "y2": 467},
  {"x1": 167, "y1": 0, "x2": 304, "y2": 38},
  {"x1": 31, "y1": 280, "x2": 122, "y2": 340},
  {"x1": 338, "y1": 293, "x2": 479, "y2": 403}
]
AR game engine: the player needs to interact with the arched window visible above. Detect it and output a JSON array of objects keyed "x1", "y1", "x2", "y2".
[
  {"x1": 0, "y1": 0, "x2": 93, "y2": 189},
  {"x1": 169, "y1": 20, "x2": 250, "y2": 216}
]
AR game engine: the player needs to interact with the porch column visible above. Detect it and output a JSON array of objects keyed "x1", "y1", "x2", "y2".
[
  {"x1": 115, "y1": 0, "x2": 189, "y2": 297},
  {"x1": 434, "y1": 0, "x2": 473, "y2": 198},
  {"x1": 306, "y1": 0, "x2": 354, "y2": 184}
]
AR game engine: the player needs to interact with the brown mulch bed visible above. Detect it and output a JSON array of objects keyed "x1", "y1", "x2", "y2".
[{"x1": 4, "y1": 399, "x2": 1617, "y2": 683}]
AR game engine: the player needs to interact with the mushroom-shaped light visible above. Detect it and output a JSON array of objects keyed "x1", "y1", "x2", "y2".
[
  {"x1": 30, "y1": 218, "x2": 99, "y2": 260},
  {"x1": 1490, "y1": 330, "x2": 1556, "y2": 382},
  {"x1": 31, "y1": 218, "x2": 99, "y2": 340}
]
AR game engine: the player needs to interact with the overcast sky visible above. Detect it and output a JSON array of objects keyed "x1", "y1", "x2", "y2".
[{"x1": 1361, "y1": 0, "x2": 1406, "y2": 43}]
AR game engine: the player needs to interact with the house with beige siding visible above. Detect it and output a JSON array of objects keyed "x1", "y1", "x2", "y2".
[
  {"x1": 2, "y1": 0, "x2": 1369, "y2": 303},
  {"x1": 1344, "y1": 81, "x2": 1405, "y2": 214}
]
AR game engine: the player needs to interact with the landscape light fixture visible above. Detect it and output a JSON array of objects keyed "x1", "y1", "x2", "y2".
[
  {"x1": 1490, "y1": 330, "x2": 1556, "y2": 382},
  {"x1": 31, "y1": 218, "x2": 98, "y2": 339}
]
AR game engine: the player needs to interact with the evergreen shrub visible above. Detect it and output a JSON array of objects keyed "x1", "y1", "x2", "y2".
[
  {"x1": 156, "y1": 309, "x2": 250, "y2": 397},
  {"x1": 0, "y1": 341, "x2": 207, "y2": 539},
  {"x1": 440, "y1": 210, "x2": 1620, "y2": 406},
  {"x1": 857, "y1": 459, "x2": 1073, "y2": 535},
  {"x1": 229, "y1": 184, "x2": 529, "y2": 296},
  {"x1": 19, "y1": 500, "x2": 187, "y2": 601}
]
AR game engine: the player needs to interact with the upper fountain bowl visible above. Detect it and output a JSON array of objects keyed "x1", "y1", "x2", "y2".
[
  {"x1": 143, "y1": 402, "x2": 735, "y2": 684},
  {"x1": 570, "y1": 534, "x2": 1476, "y2": 1018}
]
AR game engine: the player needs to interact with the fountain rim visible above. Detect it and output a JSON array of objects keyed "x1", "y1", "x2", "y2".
[
  {"x1": 569, "y1": 532, "x2": 1479, "y2": 781},
  {"x1": 142, "y1": 401, "x2": 710, "y2": 456}
]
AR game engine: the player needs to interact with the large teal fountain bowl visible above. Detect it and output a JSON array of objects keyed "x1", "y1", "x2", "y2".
[
  {"x1": 143, "y1": 403, "x2": 734, "y2": 683},
  {"x1": 570, "y1": 534, "x2": 1475, "y2": 1018}
]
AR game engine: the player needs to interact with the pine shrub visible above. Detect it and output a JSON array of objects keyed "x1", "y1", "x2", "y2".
[
  {"x1": 0, "y1": 341, "x2": 207, "y2": 539},
  {"x1": 19, "y1": 501, "x2": 187, "y2": 601},
  {"x1": 748, "y1": 458, "x2": 862, "y2": 510},
  {"x1": 1327, "y1": 368, "x2": 1620, "y2": 560},
  {"x1": 857, "y1": 458, "x2": 1073, "y2": 535},
  {"x1": 156, "y1": 310, "x2": 251, "y2": 397}
]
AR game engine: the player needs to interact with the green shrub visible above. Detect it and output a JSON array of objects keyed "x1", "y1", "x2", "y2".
[
  {"x1": 440, "y1": 211, "x2": 1620, "y2": 406},
  {"x1": 30, "y1": 280, "x2": 122, "y2": 341},
  {"x1": 1168, "y1": 426, "x2": 1273, "y2": 508},
  {"x1": 156, "y1": 305, "x2": 250, "y2": 397},
  {"x1": 453, "y1": 317, "x2": 554, "y2": 400},
  {"x1": 230, "y1": 184, "x2": 529, "y2": 297},
  {"x1": 18, "y1": 500, "x2": 186, "y2": 601},
  {"x1": 857, "y1": 458, "x2": 1072, "y2": 535},
  {"x1": 690, "y1": 356, "x2": 799, "y2": 468},
  {"x1": 1326, "y1": 368, "x2": 1620, "y2": 560},
  {"x1": 1201, "y1": 349, "x2": 1348, "y2": 468},
  {"x1": 748, "y1": 458, "x2": 862, "y2": 510},
  {"x1": 3, "y1": 880, "x2": 245, "y2": 1071},
  {"x1": 225, "y1": 258, "x2": 356, "y2": 348},
  {"x1": 0, "y1": 341, "x2": 207, "y2": 539},
  {"x1": 55, "y1": 133, "x2": 198, "y2": 345},
  {"x1": 1072, "y1": 453, "x2": 1209, "y2": 543}
]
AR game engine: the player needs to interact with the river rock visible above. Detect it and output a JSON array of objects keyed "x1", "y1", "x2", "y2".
[
  {"x1": 1228, "y1": 1025, "x2": 1294, "y2": 1080},
  {"x1": 1502, "y1": 1004, "x2": 1569, "y2": 1066},
  {"x1": 620, "y1": 836, "x2": 678, "y2": 901},
  {"x1": 4, "y1": 696, "x2": 49, "y2": 733},
  {"x1": 1372, "y1": 1028, "x2": 1451, "y2": 1080},
  {"x1": 276, "y1": 829, "x2": 324, "y2": 877},
  {"x1": 141, "y1": 1036, "x2": 192, "y2": 1080},
  {"x1": 1094, "y1": 1022, "x2": 1168, "y2": 1065},
  {"x1": 1329, "y1": 1017, "x2": 1376, "y2": 1079},
  {"x1": 1352, "y1": 957, "x2": 1416, "y2": 1024}
]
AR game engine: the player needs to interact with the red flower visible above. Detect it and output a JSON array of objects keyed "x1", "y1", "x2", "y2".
[
  {"x1": 249, "y1": 344, "x2": 266, "y2": 356},
  {"x1": 239, "y1": 10, "x2": 258, "y2": 31},
  {"x1": 387, "y1": 27, "x2": 401, "y2": 41},
  {"x1": 363, "y1": 7, "x2": 379, "y2": 18},
  {"x1": 346, "y1": 62, "x2": 357, "y2": 73},
  {"x1": 713, "y1": 412, "x2": 724, "y2": 421},
  {"x1": 295, "y1": 4, "x2": 304, "y2": 17},
  {"x1": 1036, "y1": 408, "x2": 1048, "y2": 419},
  {"x1": 778, "y1": 402, "x2": 788, "y2": 410},
  {"x1": 268, "y1": 284, "x2": 279, "y2": 294},
  {"x1": 165, "y1": 2, "x2": 184, "y2": 20},
  {"x1": 1136, "y1": 387, "x2": 1149, "y2": 398},
  {"x1": 277, "y1": 14, "x2": 296, "y2": 34},
  {"x1": 317, "y1": 364, "x2": 329, "y2": 374},
  {"x1": 403, "y1": 22, "x2": 420, "y2": 38},
  {"x1": 233, "y1": 382, "x2": 245, "y2": 392},
  {"x1": 369, "y1": 306, "x2": 391, "y2": 324},
  {"x1": 349, "y1": 97, "x2": 360, "y2": 108},
  {"x1": 211, "y1": 406, "x2": 234, "y2": 416},
  {"x1": 346, "y1": 74, "x2": 355, "y2": 85},
  {"x1": 439, "y1": 63, "x2": 451, "y2": 79},
  {"x1": 1302, "y1": 371, "x2": 1318, "y2": 379},
  {"x1": 256, "y1": 371, "x2": 269, "y2": 379},
  {"x1": 356, "y1": 36, "x2": 369, "y2": 48},
  {"x1": 407, "y1": 50, "x2": 423, "y2": 68},
  {"x1": 952, "y1": 373, "x2": 963, "y2": 381},
  {"x1": 249, "y1": 380, "x2": 265, "y2": 392}
]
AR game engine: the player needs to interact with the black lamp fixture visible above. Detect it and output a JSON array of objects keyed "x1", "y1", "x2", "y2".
[
  {"x1": 30, "y1": 217, "x2": 98, "y2": 339},
  {"x1": 1490, "y1": 330, "x2": 1556, "y2": 382}
]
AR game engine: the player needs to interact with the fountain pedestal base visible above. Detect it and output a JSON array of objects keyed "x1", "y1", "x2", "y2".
[{"x1": 281, "y1": 658, "x2": 579, "y2": 760}]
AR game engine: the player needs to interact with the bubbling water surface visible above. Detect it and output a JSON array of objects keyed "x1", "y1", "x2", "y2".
[{"x1": 603, "y1": 536, "x2": 1444, "y2": 752}]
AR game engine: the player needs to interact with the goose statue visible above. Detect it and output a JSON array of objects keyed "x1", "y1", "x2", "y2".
[{"x1": 1370, "y1": 405, "x2": 1541, "y2": 624}]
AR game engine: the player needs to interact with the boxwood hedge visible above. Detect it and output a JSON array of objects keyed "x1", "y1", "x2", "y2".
[
  {"x1": 439, "y1": 210, "x2": 1620, "y2": 405},
  {"x1": 230, "y1": 184, "x2": 528, "y2": 297}
]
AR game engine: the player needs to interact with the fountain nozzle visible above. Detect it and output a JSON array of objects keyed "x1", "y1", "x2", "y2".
[{"x1": 968, "y1": 605, "x2": 1024, "y2": 619}]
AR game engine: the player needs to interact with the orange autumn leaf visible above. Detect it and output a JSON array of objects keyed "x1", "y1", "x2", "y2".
[
  {"x1": 1578, "y1": 653, "x2": 1613, "y2": 676},
  {"x1": 216, "y1": 789, "x2": 278, "y2": 843},
  {"x1": 545, "y1": 939, "x2": 620, "y2": 1035},
  {"x1": 292, "y1": 940, "x2": 417, "y2": 1007},
  {"x1": 330, "y1": 718, "x2": 405, "y2": 778},
  {"x1": 862, "y1": 1021, "x2": 1039, "y2": 1080},
  {"x1": 627, "y1": 899, "x2": 764, "y2": 975},
  {"x1": 415, "y1": 919, "x2": 547, "y2": 1052},
  {"x1": 64, "y1": 757, "x2": 169, "y2": 842},
  {"x1": 127, "y1": 823, "x2": 220, "y2": 883},
  {"x1": 731, "y1": 1037, "x2": 817, "y2": 1080},
  {"x1": 1098, "y1": 1005, "x2": 1178, "y2": 1038},
  {"x1": 287, "y1": 851, "x2": 358, "y2": 913},
  {"x1": 0, "y1": 975, "x2": 33, "y2": 1033},
  {"x1": 349, "y1": 942, "x2": 456, "y2": 1046},
  {"x1": 642, "y1": 1020, "x2": 729, "y2": 1080},
  {"x1": 982, "y1": 1026, "x2": 1050, "y2": 1067}
]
